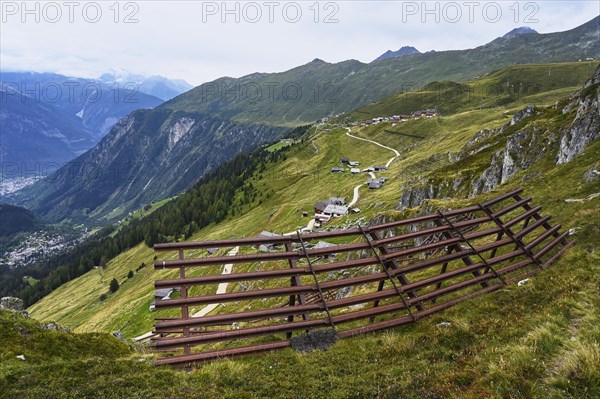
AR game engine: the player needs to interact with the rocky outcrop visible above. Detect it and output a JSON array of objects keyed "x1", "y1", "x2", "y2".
[
  {"x1": 397, "y1": 174, "x2": 468, "y2": 210},
  {"x1": 393, "y1": 67, "x2": 600, "y2": 209},
  {"x1": 472, "y1": 123, "x2": 554, "y2": 196},
  {"x1": 471, "y1": 153, "x2": 503, "y2": 196},
  {"x1": 456, "y1": 105, "x2": 540, "y2": 164},
  {"x1": 166, "y1": 117, "x2": 195, "y2": 150},
  {"x1": 556, "y1": 75, "x2": 600, "y2": 164},
  {"x1": 405, "y1": 105, "x2": 554, "y2": 199},
  {"x1": 473, "y1": 67, "x2": 600, "y2": 194},
  {"x1": 112, "y1": 330, "x2": 127, "y2": 343},
  {"x1": 397, "y1": 183, "x2": 433, "y2": 210},
  {"x1": 456, "y1": 128, "x2": 500, "y2": 160},
  {"x1": 584, "y1": 163, "x2": 600, "y2": 183},
  {"x1": 510, "y1": 105, "x2": 541, "y2": 126},
  {"x1": 0, "y1": 296, "x2": 24, "y2": 311}
]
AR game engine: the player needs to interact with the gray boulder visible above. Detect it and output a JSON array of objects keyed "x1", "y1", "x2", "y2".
[
  {"x1": 290, "y1": 328, "x2": 337, "y2": 353},
  {"x1": 42, "y1": 322, "x2": 70, "y2": 332}
]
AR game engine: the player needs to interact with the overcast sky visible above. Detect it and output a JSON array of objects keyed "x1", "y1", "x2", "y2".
[{"x1": 1, "y1": 1, "x2": 598, "y2": 86}]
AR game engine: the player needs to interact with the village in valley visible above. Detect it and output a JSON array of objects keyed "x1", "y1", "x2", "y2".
[{"x1": 1, "y1": 230, "x2": 85, "y2": 270}]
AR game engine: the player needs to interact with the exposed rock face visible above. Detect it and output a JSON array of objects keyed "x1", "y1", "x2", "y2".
[
  {"x1": 584, "y1": 64, "x2": 600, "y2": 87},
  {"x1": 394, "y1": 66, "x2": 600, "y2": 208},
  {"x1": 368, "y1": 214, "x2": 389, "y2": 227},
  {"x1": 556, "y1": 79, "x2": 600, "y2": 164},
  {"x1": 368, "y1": 214, "x2": 396, "y2": 240},
  {"x1": 397, "y1": 175, "x2": 467, "y2": 211},
  {"x1": 472, "y1": 123, "x2": 553, "y2": 196},
  {"x1": 459, "y1": 104, "x2": 549, "y2": 196},
  {"x1": 336, "y1": 286, "x2": 354, "y2": 299},
  {"x1": 0, "y1": 296, "x2": 24, "y2": 311},
  {"x1": 112, "y1": 330, "x2": 127, "y2": 342},
  {"x1": 397, "y1": 185, "x2": 431, "y2": 210},
  {"x1": 396, "y1": 177, "x2": 448, "y2": 210},
  {"x1": 167, "y1": 117, "x2": 195, "y2": 150},
  {"x1": 510, "y1": 105, "x2": 541, "y2": 126},
  {"x1": 471, "y1": 153, "x2": 503, "y2": 196},
  {"x1": 456, "y1": 128, "x2": 499, "y2": 160}
]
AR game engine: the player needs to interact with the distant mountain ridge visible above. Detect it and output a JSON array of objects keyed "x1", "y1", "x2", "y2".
[
  {"x1": 373, "y1": 46, "x2": 421, "y2": 62},
  {"x1": 164, "y1": 16, "x2": 599, "y2": 126},
  {"x1": 98, "y1": 71, "x2": 193, "y2": 101},
  {"x1": 14, "y1": 16, "x2": 600, "y2": 224},
  {"x1": 0, "y1": 72, "x2": 164, "y2": 169}
]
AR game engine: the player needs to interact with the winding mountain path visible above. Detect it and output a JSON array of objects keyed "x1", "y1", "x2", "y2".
[
  {"x1": 283, "y1": 217, "x2": 316, "y2": 236},
  {"x1": 345, "y1": 128, "x2": 400, "y2": 168},
  {"x1": 342, "y1": 127, "x2": 401, "y2": 209},
  {"x1": 348, "y1": 184, "x2": 363, "y2": 208}
]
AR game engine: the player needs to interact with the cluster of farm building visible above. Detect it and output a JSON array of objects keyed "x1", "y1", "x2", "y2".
[{"x1": 356, "y1": 109, "x2": 437, "y2": 126}]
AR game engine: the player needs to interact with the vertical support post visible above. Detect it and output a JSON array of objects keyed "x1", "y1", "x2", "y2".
[
  {"x1": 179, "y1": 248, "x2": 190, "y2": 356},
  {"x1": 432, "y1": 246, "x2": 454, "y2": 303},
  {"x1": 367, "y1": 230, "x2": 424, "y2": 314},
  {"x1": 285, "y1": 242, "x2": 309, "y2": 338}
]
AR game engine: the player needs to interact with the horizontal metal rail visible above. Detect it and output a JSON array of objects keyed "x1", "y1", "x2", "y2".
[{"x1": 151, "y1": 188, "x2": 572, "y2": 367}]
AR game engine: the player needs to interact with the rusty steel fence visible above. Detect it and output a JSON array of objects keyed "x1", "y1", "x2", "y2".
[{"x1": 152, "y1": 188, "x2": 574, "y2": 367}]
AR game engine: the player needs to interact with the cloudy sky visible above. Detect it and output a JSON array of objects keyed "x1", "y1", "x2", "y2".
[{"x1": 1, "y1": 1, "x2": 598, "y2": 86}]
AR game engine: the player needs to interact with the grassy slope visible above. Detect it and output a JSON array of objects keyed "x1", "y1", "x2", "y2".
[
  {"x1": 348, "y1": 62, "x2": 598, "y2": 119},
  {"x1": 14, "y1": 63, "x2": 600, "y2": 398}
]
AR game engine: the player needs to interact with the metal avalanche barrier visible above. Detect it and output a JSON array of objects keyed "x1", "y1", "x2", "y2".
[{"x1": 151, "y1": 188, "x2": 574, "y2": 367}]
